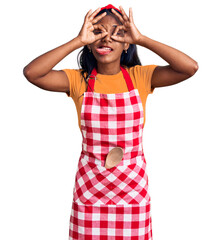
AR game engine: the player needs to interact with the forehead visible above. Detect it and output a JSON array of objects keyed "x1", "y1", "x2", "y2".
[{"x1": 97, "y1": 15, "x2": 122, "y2": 27}]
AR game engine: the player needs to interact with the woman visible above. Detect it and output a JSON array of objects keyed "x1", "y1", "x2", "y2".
[{"x1": 23, "y1": 4, "x2": 198, "y2": 240}]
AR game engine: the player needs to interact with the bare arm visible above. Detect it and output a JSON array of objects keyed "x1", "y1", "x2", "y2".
[
  {"x1": 23, "y1": 37, "x2": 84, "y2": 93},
  {"x1": 111, "y1": 6, "x2": 199, "y2": 89},
  {"x1": 137, "y1": 35, "x2": 199, "y2": 88},
  {"x1": 23, "y1": 8, "x2": 108, "y2": 94}
]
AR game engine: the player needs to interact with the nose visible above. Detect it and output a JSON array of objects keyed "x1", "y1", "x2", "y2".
[{"x1": 101, "y1": 30, "x2": 112, "y2": 42}]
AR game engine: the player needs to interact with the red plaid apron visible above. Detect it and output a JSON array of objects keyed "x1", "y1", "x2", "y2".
[{"x1": 69, "y1": 66, "x2": 153, "y2": 239}]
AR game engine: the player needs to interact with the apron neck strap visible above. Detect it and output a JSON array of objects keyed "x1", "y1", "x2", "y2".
[{"x1": 86, "y1": 66, "x2": 134, "y2": 92}]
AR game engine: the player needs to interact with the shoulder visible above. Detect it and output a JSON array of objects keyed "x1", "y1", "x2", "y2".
[
  {"x1": 61, "y1": 68, "x2": 86, "y2": 98},
  {"x1": 124, "y1": 64, "x2": 158, "y2": 94},
  {"x1": 61, "y1": 68, "x2": 87, "y2": 86},
  {"x1": 125, "y1": 64, "x2": 158, "y2": 77},
  {"x1": 61, "y1": 68, "x2": 84, "y2": 79},
  {"x1": 124, "y1": 65, "x2": 158, "y2": 84}
]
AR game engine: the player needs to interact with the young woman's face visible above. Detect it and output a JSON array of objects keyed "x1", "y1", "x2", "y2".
[{"x1": 88, "y1": 14, "x2": 129, "y2": 66}]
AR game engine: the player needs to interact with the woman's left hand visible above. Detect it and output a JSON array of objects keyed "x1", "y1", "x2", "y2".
[{"x1": 111, "y1": 6, "x2": 143, "y2": 44}]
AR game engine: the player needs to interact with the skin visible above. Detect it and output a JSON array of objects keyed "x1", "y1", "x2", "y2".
[
  {"x1": 111, "y1": 6, "x2": 199, "y2": 88},
  {"x1": 87, "y1": 15, "x2": 129, "y2": 75},
  {"x1": 23, "y1": 6, "x2": 198, "y2": 94}
]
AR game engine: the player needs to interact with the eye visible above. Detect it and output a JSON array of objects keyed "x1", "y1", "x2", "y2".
[
  {"x1": 93, "y1": 29, "x2": 103, "y2": 35},
  {"x1": 116, "y1": 30, "x2": 124, "y2": 36}
]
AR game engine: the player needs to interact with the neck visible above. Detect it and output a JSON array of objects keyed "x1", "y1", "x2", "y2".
[{"x1": 97, "y1": 62, "x2": 121, "y2": 75}]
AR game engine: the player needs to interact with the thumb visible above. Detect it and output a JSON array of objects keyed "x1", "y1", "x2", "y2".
[
  {"x1": 94, "y1": 31, "x2": 108, "y2": 41},
  {"x1": 111, "y1": 35, "x2": 125, "y2": 42}
]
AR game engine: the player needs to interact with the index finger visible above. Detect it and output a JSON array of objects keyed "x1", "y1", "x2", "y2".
[
  {"x1": 92, "y1": 12, "x2": 107, "y2": 24},
  {"x1": 93, "y1": 24, "x2": 107, "y2": 33}
]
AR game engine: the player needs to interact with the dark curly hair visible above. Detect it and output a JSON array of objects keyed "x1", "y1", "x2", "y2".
[{"x1": 77, "y1": 7, "x2": 142, "y2": 88}]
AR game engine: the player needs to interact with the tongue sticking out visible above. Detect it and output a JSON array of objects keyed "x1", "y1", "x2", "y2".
[{"x1": 96, "y1": 47, "x2": 112, "y2": 55}]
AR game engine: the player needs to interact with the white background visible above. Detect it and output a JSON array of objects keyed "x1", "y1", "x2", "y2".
[{"x1": 1, "y1": 0, "x2": 220, "y2": 239}]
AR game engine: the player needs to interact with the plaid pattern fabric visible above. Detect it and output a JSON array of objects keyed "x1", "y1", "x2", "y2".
[
  {"x1": 69, "y1": 67, "x2": 153, "y2": 239},
  {"x1": 69, "y1": 202, "x2": 152, "y2": 240},
  {"x1": 81, "y1": 90, "x2": 144, "y2": 162}
]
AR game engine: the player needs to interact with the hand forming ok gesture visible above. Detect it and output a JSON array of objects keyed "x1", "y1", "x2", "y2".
[
  {"x1": 77, "y1": 8, "x2": 108, "y2": 45},
  {"x1": 111, "y1": 6, "x2": 143, "y2": 44}
]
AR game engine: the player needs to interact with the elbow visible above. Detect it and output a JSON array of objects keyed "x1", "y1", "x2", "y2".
[
  {"x1": 23, "y1": 66, "x2": 34, "y2": 82},
  {"x1": 23, "y1": 66, "x2": 29, "y2": 79},
  {"x1": 189, "y1": 62, "x2": 199, "y2": 77},
  {"x1": 193, "y1": 61, "x2": 199, "y2": 74}
]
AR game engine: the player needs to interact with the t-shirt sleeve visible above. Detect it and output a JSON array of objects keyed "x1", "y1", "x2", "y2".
[
  {"x1": 61, "y1": 69, "x2": 81, "y2": 99},
  {"x1": 140, "y1": 65, "x2": 158, "y2": 94},
  {"x1": 131, "y1": 64, "x2": 158, "y2": 94}
]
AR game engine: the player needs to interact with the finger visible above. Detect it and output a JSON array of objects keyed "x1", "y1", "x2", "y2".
[
  {"x1": 93, "y1": 24, "x2": 107, "y2": 33},
  {"x1": 119, "y1": 6, "x2": 129, "y2": 21},
  {"x1": 94, "y1": 31, "x2": 108, "y2": 41},
  {"x1": 85, "y1": 9, "x2": 92, "y2": 20},
  {"x1": 112, "y1": 25, "x2": 120, "y2": 36},
  {"x1": 129, "y1": 7, "x2": 134, "y2": 23},
  {"x1": 92, "y1": 12, "x2": 107, "y2": 24},
  {"x1": 111, "y1": 35, "x2": 125, "y2": 43},
  {"x1": 111, "y1": 9, "x2": 124, "y2": 23},
  {"x1": 88, "y1": 7, "x2": 101, "y2": 21},
  {"x1": 92, "y1": 24, "x2": 108, "y2": 37},
  {"x1": 112, "y1": 25, "x2": 125, "y2": 36}
]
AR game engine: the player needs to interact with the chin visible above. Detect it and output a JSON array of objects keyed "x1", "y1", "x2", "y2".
[{"x1": 94, "y1": 55, "x2": 120, "y2": 65}]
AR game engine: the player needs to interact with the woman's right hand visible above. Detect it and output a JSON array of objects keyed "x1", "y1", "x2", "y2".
[{"x1": 77, "y1": 8, "x2": 108, "y2": 45}]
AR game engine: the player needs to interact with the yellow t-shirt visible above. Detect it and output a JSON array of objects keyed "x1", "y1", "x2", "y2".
[{"x1": 62, "y1": 64, "x2": 158, "y2": 130}]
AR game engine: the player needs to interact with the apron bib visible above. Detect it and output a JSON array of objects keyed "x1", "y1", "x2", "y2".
[{"x1": 69, "y1": 66, "x2": 153, "y2": 240}]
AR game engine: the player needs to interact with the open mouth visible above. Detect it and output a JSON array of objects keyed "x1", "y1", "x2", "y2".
[{"x1": 96, "y1": 46, "x2": 113, "y2": 55}]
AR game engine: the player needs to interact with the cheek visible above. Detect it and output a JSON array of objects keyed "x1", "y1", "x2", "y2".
[{"x1": 115, "y1": 43, "x2": 125, "y2": 52}]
